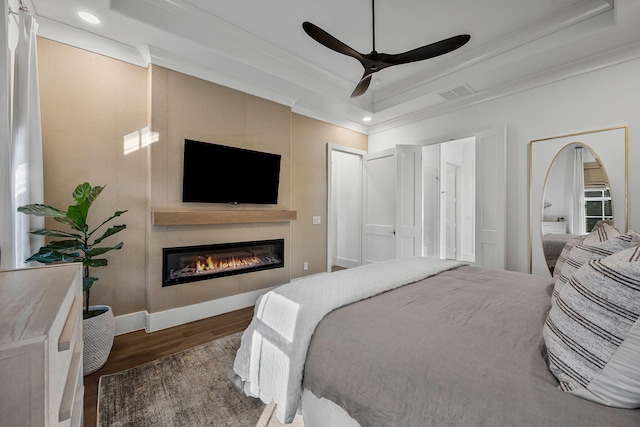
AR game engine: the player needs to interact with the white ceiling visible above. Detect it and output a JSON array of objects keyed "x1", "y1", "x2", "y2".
[{"x1": 22, "y1": 0, "x2": 640, "y2": 133}]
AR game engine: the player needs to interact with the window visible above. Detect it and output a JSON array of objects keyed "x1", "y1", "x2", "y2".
[{"x1": 584, "y1": 188, "x2": 612, "y2": 232}]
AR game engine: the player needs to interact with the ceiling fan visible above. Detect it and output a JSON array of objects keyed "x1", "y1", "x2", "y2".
[{"x1": 302, "y1": 1, "x2": 471, "y2": 98}]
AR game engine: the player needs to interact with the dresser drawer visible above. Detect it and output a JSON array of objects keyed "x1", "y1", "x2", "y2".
[
  {"x1": 48, "y1": 292, "x2": 83, "y2": 426},
  {"x1": 0, "y1": 263, "x2": 83, "y2": 427},
  {"x1": 58, "y1": 342, "x2": 83, "y2": 426}
]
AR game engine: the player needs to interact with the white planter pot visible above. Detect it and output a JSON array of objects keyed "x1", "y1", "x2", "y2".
[{"x1": 83, "y1": 305, "x2": 115, "y2": 376}]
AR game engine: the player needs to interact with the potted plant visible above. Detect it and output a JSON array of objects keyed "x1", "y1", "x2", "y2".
[{"x1": 18, "y1": 182, "x2": 127, "y2": 375}]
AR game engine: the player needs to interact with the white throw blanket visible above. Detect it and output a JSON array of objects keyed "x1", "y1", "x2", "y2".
[{"x1": 233, "y1": 257, "x2": 466, "y2": 423}]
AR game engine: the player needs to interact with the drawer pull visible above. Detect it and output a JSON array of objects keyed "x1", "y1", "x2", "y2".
[
  {"x1": 59, "y1": 342, "x2": 83, "y2": 422},
  {"x1": 58, "y1": 296, "x2": 82, "y2": 352}
]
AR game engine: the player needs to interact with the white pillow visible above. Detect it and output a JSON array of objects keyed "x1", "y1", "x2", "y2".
[
  {"x1": 544, "y1": 245, "x2": 640, "y2": 407},
  {"x1": 553, "y1": 225, "x2": 638, "y2": 302}
]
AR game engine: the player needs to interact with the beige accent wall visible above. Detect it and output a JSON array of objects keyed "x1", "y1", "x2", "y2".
[
  {"x1": 146, "y1": 65, "x2": 292, "y2": 313},
  {"x1": 37, "y1": 38, "x2": 367, "y2": 317},
  {"x1": 37, "y1": 38, "x2": 148, "y2": 315},
  {"x1": 291, "y1": 114, "x2": 367, "y2": 278}
]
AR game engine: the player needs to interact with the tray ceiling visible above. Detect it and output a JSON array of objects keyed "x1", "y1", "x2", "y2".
[{"x1": 22, "y1": 0, "x2": 640, "y2": 133}]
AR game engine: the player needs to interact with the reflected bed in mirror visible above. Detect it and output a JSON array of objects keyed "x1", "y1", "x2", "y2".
[{"x1": 530, "y1": 126, "x2": 628, "y2": 277}]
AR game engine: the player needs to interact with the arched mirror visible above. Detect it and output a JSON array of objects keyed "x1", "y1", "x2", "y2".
[
  {"x1": 539, "y1": 144, "x2": 612, "y2": 274},
  {"x1": 530, "y1": 126, "x2": 628, "y2": 277}
]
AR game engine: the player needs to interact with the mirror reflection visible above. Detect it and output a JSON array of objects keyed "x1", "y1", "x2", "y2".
[{"x1": 540, "y1": 143, "x2": 612, "y2": 274}]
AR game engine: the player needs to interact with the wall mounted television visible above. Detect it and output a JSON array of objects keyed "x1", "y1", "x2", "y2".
[{"x1": 182, "y1": 139, "x2": 281, "y2": 204}]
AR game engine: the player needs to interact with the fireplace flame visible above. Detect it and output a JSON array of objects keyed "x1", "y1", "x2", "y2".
[{"x1": 195, "y1": 255, "x2": 264, "y2": 273}]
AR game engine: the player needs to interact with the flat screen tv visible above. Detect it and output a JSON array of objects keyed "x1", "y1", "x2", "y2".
[{"x1": 182, "y1": 139, "x2": 281, "y2": 204}]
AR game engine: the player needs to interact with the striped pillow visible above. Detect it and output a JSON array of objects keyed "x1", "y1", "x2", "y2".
[
  {"x1": 544, "y1": 245, "x2": 640, "y2": 407},
  {"x1": 553, "y1": 226, "x2": 638, "y2": 303},
  {"x1": 552, "y1": 234, "x2": 585, "y2": 289}
]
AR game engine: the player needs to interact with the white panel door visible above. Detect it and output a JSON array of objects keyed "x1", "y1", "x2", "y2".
[
  {"x1": 395, "y1": 145, "x2": 423, "y2": 258},
  {"x1": 475, "y1": 126, "x2": 507, "y2": 269},
  {"x1": 363, "y1": 148, "x2": 396, "y2": 264}
]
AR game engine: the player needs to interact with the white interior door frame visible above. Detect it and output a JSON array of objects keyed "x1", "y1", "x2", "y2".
[
  {"x1": 443, "y1": 162, "x2": 461, "y2": 260},
  {"x1": 327, "y1": 143, "x2": 367, "y2": 272},
  {"x1": 417, "y1": 126, "x2": 505, "y2": 268}
]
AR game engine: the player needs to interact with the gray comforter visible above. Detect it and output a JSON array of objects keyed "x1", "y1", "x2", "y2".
[{"x1": 303, "y1": 266, "x2": 640, "y2": 426}]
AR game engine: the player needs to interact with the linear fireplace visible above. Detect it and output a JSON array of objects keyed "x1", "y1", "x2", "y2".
[{"x1": 162, "y1": 239, "x2": 284, "y2": 286}]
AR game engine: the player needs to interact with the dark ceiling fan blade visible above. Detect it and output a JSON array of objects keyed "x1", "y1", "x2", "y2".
[
  {"x1": 385, "y1": 34, "x2": 471, "y2": 66},
  {"x1": 302, "y1": 22, "x2": 365, "y2": 63},
  {"x1": 351, "y1": 74, "x2": 373, "y2": 98},
  {"x1": 303, "y1": 3, "x2": 471, "y2": 99}
]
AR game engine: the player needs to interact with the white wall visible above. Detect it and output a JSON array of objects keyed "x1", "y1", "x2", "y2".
[{"x1": 369, "y1": 57, "x2": 640, "y2": 273}]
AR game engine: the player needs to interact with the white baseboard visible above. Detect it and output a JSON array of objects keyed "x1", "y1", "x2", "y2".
[
  {"x1": 334, "y1": 256, "x2": 360, "y2": 269},
  {"x1": 461, "y1": 253, "x2": 475, "y2": 263},
  {"x1": 114, "y1": 311, "x2": 147, "y2": 335},
  {"x1": 114, "y1": 286, "x2": 275, "y2": 335}
]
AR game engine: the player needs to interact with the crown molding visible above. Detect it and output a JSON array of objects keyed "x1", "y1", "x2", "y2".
[{"x1": 368, "y1": 39, "x2": 640, "y2": 134}]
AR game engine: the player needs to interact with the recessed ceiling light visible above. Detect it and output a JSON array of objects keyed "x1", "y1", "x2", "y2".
[
  {"x1": 363, "y1": 117, "x2": 372, "y2": 122},
  {"x1": 78, "y1": 11, "x2": 100, "y2": 25}
]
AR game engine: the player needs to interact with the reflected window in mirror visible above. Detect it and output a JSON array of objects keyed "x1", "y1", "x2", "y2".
[{"x1": 585, "y1": 188, "x2": 612, "y2": 232}]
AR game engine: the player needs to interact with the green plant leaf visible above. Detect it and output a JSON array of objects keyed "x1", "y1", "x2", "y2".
[
  {"x1": 29, "y1": 229, "x2": 82, "y2": 239},
  {"x1": 93, "y1": 225, "x2": 126, "y2": 244},
  {"x1": 42, "y1": 240, "x2": 84, "y2": 253},
  {"x1": 88, "y1": 211, "x2": 128, "y2": 238},
  {"x1": 26, "y1": 251, "x2": 65, "y2": 264},
  {"x1": 83, "y1": 241, "x2": 124, "y2": 257},
  {"x1": 25, "y1": 247, "x2": 84, "y2": 263},
  {"x1": 85, "y1": 258, "x2": 108, "y2": 268},
  {"x1": 17, "y1": 204, "x2": 67, "y2": 218},
  {"x1": 60, "y1": 253, "x2": 86, "y2": 263},
  {"x1": 67, "y1": 184, "x2": 104, "y2": 231},
  {"x1": 73, "y1": 182, "x2": 103, "y2": 204},
  {"x1": 53, "y1": 216, "x2": 81, "y2": 230},
  {"x1": 83, "y1": 276, "x2": 98, "y2": 292},
  {"x1": 66, "y1": 203, "x2": 88, "y2": 231}
]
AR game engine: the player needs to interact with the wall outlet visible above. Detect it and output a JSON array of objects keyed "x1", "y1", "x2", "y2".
[
  {"x1": 303, "y1": 261, "x2": 309, "y2": 270},
  {"x1": 312, "y1": 216, "x2": 321, "y2": 225}
]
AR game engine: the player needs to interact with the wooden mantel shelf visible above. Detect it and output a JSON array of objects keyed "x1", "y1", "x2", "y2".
[{"x1": 152, "y1": 209, "x2": 297, "y2": 226}]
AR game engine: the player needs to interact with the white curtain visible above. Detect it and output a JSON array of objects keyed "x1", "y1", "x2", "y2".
[
  {"x1": 0, "y1": 6, "x2": 44, "y2": 269},
  {"x1": 0, "y1": 0, "x2": 12, "y2": 269},
  {"x1": 572, "y1": 146, "x2": 586, "y2": 235}
]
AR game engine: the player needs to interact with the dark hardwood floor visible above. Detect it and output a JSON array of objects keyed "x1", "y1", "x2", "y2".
[{"x1": 83, "y1": 306, "x2": 255, "y2": 427}]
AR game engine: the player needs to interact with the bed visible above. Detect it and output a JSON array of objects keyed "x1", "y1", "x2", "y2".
[{"x1": 233, "y1": 241, "x2": 640, "y2": 426}]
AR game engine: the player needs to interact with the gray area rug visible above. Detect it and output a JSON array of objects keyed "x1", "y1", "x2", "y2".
[{"x1": 98, "y1": 331, "x2": 304, "y2": 427}]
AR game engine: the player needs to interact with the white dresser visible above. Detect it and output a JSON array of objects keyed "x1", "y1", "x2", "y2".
[
  {"x1": 541, "y1": 220, "x2": 567, "y2": 234},
  {"x1": 0, "y1": 263, "x2": 84, "y2": 427}
]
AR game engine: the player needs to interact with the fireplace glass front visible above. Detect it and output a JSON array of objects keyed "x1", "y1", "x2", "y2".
[{"x1": 162, "y1": 239, "x2": 284, "y2": 286}]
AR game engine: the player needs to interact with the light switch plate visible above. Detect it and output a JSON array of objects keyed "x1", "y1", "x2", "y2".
[{"x1": 312, "y1": 216, "x2": 321, "y2": 225}]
